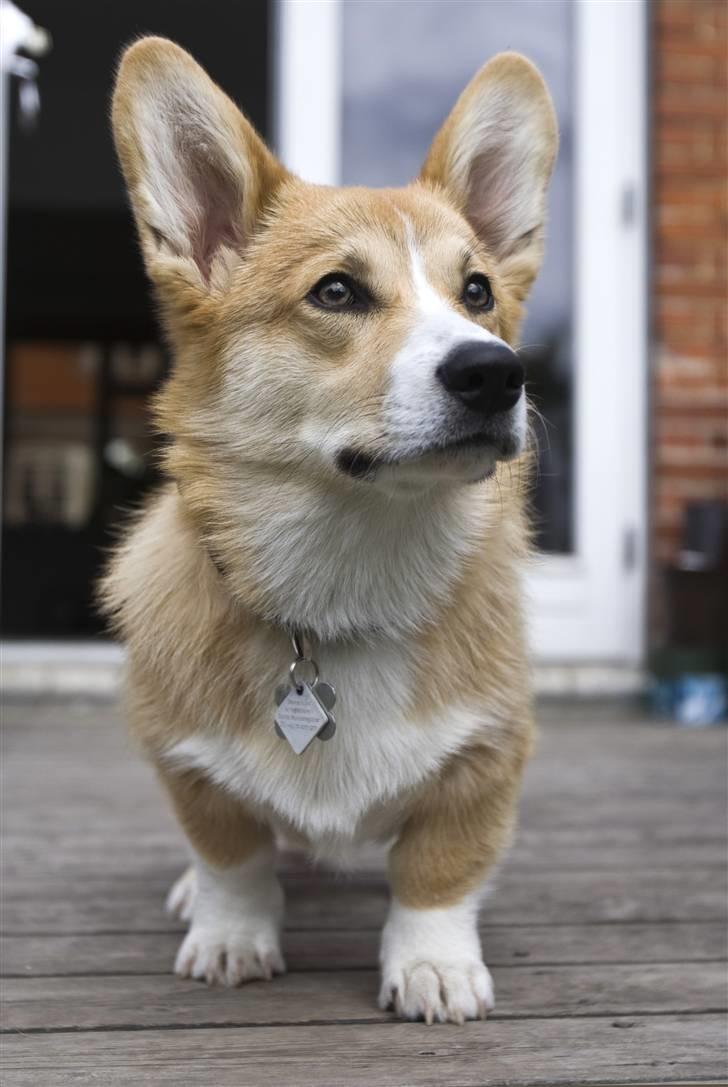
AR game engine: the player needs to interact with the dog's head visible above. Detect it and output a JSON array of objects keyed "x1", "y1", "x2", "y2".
[{"x1": 113, "y1": 38, "x2": 557, "y2": 501}]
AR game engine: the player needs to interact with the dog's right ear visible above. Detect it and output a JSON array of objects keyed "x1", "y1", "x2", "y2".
[
  {"x1": 420, "y1": 54, "x2": 557, "y2": 302},
  {"x1": 112, "y1": 38, "x2": 287, "y2": 299}
]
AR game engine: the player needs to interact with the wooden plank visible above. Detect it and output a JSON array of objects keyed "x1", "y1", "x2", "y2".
[
  {"x1": 3, "y1": 922, "x2": 725, "y2": 977},
  {"x1": 5, "y1": 733, "x2": 724, "y2": 821},
  {"x1": 4, "y1": 796, "x2": 726, "y2": 897},
  {"x1": 3, "y1": 963, "x2": 726, "y2": 1033},
  {"x1": 4, "y1": 830, "x2": 727, "y2": 875},
  {"x1": 2, "y1": 866, "x2": 725, "y2": 934},
  {"x1": 0, "y1": 1015, "x2": 725, "y2": 1086},
  {"x1": 6, "y1": 795, "x2": 723, "y2": 842},
  {"x1": 5, "y1": 780, "x2": 723, "y2": 843}
]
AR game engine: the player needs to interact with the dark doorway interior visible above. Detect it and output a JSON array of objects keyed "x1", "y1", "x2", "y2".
[{"x1": 2, "y1": 0, "x2": 271, "y2": 637}]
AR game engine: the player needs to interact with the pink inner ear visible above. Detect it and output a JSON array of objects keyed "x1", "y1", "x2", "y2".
[
  {"x1": 187, "y1": 153, "x2": 244, "y2": 280},
  {"x1": 467, "y1": 145, "x2": 532, "y2": 258}
]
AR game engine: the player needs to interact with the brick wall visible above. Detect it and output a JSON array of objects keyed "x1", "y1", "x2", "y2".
[{"x1": 653, "y1": 0, "x2": 727, "y2": 566}]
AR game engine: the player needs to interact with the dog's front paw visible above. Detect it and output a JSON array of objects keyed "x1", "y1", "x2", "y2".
[
  {"x1": 379, "y1": 957, "x2": 493, "y2": 1024},
  {"x1": 379, "y1": 897, "x2": 494, "y2": 1024},
  {"x1": 174, "y1": 921, "x2": 285, "y2": 986},
  {"x1": 173, "y1": 853, "x2": 286, "y2": 986}
]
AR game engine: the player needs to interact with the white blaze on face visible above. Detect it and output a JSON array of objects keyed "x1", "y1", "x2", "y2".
[{"x1": 384, "y1": 223, "x2": 523, "y2": 458}]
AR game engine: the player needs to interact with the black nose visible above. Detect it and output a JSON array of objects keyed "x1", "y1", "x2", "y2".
[{"x1": 436, "y1": 341, "x2": 524, "y2": 415}]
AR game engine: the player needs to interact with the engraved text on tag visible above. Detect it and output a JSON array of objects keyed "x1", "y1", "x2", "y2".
[{"x1": 274, "y1": 683, "x2": 329, "y2": 754}]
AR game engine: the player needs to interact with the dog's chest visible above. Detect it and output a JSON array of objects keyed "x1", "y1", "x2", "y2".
[{"x1": 164, "y1": 636, "x2": 484, "y2": 844}]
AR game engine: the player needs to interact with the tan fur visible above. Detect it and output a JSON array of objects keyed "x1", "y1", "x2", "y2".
[
  {"x1": 103, "y1": 40, "x2": 557, "y2": 921},
  {"x1": 391, "y1": 727, "x2": 532, "y2": 908},
  {"x1": 158, "y1": 765, "x2": 271, "y2": 869}
]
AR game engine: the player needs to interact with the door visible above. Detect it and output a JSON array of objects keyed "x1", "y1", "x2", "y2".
[{"x1": 274, "y1": 0, "x2": 647, "y2": 665}]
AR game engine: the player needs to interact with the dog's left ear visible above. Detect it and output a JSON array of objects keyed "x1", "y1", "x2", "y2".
[
  {"x1": 421, "y1": 53, "x2": 557, "y2": 296},
  {"x1": 112, "y1": 37, "x2": 288, "y2": 299}
]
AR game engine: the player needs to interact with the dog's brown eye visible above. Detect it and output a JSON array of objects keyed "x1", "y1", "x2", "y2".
[
  {"x1": 309, "y1": 273, "x2": 360, "y2": 310},
  {"x1": 463, "y1": 274, "x2": 494, "y2": 312}
]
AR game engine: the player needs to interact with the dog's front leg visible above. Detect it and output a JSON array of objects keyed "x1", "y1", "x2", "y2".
[
  {"x1": 379, "y1": 738, "x2": 528, "y2": 1023},
  {"x1": 159, "y1": 768, "x2": 285, "y2": 986}
]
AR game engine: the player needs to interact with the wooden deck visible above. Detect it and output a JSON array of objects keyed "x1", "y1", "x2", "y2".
[{"x1": 1, "y1": 698, "x2": 726, "y2": 1086}]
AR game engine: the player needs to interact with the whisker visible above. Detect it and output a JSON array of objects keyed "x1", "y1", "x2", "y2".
[{"x1": 526, "y1": 400, "x2": 555, "y2": 456}]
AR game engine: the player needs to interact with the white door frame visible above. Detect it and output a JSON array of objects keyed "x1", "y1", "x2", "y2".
[{"x1": 274, "y1": 0, "x2": 648, "y2": 666}]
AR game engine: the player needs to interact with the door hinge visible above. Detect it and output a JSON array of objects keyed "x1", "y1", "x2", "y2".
[
  {"x1": 623, "y1": 526, "x2": 638, "y2": 571},
  {"x1": 621, "y1": 183, "x2": 637, "y2": 227}
]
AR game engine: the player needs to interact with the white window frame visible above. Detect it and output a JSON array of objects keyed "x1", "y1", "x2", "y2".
[{"x1": 274, "y1": 0, "x2": 648, "y2": 666}]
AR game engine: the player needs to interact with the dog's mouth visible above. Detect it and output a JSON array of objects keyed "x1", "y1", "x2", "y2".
[{"x1": 336, "y1": 430, "x2": 520, "y2": 481}]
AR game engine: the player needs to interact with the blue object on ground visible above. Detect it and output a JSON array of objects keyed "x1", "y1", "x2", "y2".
[{"x1": 652, "y1": 673, "x2": 727, "y2": 726}]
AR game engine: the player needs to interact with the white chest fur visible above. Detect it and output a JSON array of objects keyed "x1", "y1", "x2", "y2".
[
  {"x1": 223, "y1": 472, "x2": 490, "y2": 641},
  {"x1": 163, "y1": 633, "x2": 492, "y2": 852}
]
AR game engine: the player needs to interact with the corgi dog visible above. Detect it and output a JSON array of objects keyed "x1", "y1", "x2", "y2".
[{"x1": 103, "y1": 37, "x2": 557, "y2": 1024}]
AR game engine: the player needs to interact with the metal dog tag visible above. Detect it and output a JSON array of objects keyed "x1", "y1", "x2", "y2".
[
  {"x1": 274, "y1": 682, "x2": 330, "y2": 755},
  {"x1": 314, "y1": 683, "x2": 337, "y2": 741},
  {"x1": 317, "y1": 713, "x2": 337, "y2": 741},
  {"x1": 274, "y1": 634, "x2": 339, "y2": 751},
  {"x1": 314, "y1": 682, "x2": 336, "y2": 711}
]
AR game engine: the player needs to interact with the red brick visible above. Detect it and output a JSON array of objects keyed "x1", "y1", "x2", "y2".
[
  {"x1": 656, "y1": 445, "x2": 728, "y2": 469},
  {"x1": 656, "y1": 138, "x2": 727, "y2": 175},
  {"x1": 654, "y1": 178, "x2": 728, "y2": 210},
  {"x1": 655, "y1": 0, "x2": 727, "y2": 39},
  {"x1": 636, "y1": 1, "x2": 725, "y2": 577},
  {"x1": 657, "y1": 50, "x2": 723, "y2": 82},
  {"x1": 656, "y1": 88, "x2": 727, "y2": 120},
  {"x1": 654, "y1": 35, "x2": 728, "y2": 58}
]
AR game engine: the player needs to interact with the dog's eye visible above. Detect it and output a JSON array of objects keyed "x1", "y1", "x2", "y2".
[
  {"x1": 463, "y1": 274, "x2": 494, "y2": 312},
  {"x1": 309, "y1": 273, "x2": 362, "y2": 311}
]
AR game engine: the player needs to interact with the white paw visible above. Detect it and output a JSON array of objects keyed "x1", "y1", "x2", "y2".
[
  {"x1": 174, "y1": 920, "x2": 286, "y2": 986},
  {"x1": 172, "y1": 852, "x2": 286, "y2": 987},
  {"x1": 379, "y1": 895, "x2": 494, "y2": 1024},
  {"x1": 379, "y1": 957, "x2": 494, "y2": 1024},
  {"x1": 165, "y1": 866, "x2": 197, "y2": 922}
]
